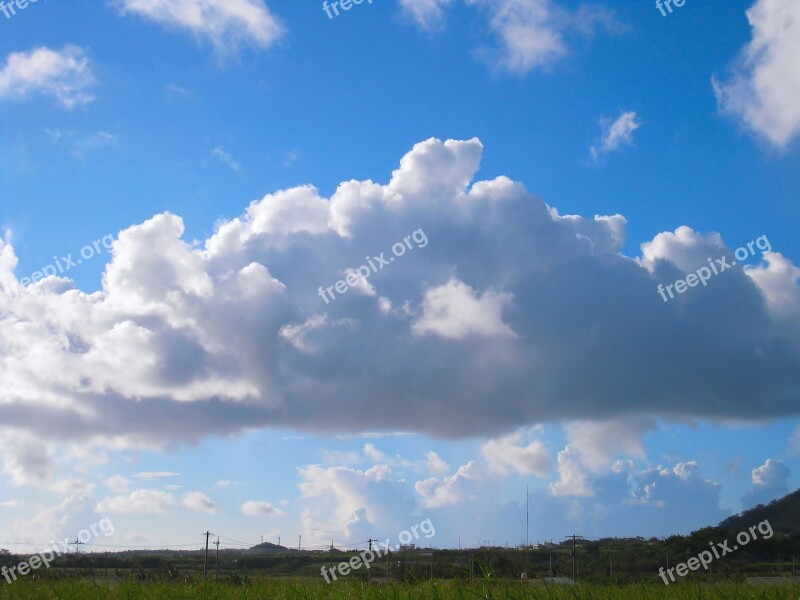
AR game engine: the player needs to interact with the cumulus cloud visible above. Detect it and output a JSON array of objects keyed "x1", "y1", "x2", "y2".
[
  {"x1": 713, "y1": 0, "x2": 800, "y2": 148},
  {"x1": 412, "y1": 279, "x2": 517, "y2": 339},
  {"x1": 465, "y1": 0, "x2": 619, "y2": 73},
  {"x1": 480, "y1": 429, "x2": 549, "y2": 476},
  {"x1": 0, "y1": 46, "x2": 95, "y2": 108},
  {"x1": 113, "y1": 0, "x2": 285, "y2": 57},
  {"x1": 416, "y1": 460, "x2": 482, "y2": 508},
  {"x1": 0, "y1": 137, "x2": 798, "y2": 455},
  {"x1": 741, "y1": 458, "x2": 790, "y2": 509},
  {"x1": 590, "y1": 111, "x2": 641, "y2": 160},
  {"x1": 563, "y1": 418, "x2": 653, "y2": 473}
]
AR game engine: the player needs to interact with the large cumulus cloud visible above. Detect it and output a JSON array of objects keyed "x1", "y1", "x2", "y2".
[{"x1": 1, "y1": 138, "x2": 799, "y2": 448}]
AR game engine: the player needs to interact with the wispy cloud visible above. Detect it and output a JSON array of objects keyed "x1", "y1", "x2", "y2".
[
  {"x1": 590, "y1": 111, "x2": 641, "y2": 160},
  {"x1": 47, "y1": 129, "x2": 119, "y2": 159},
  {"x1": 211, "y1": 146, "x2": 242, "y2": 172},
  {"x1": 132, "y1": 471, "x2": 180, "y2": 480}
]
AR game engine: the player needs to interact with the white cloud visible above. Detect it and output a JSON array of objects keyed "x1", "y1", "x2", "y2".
[
  {"x1": 713, "y1": 0, "x2": 800, "y2": 148},
  {"x1": 132, "y1": 471, "x2": 180, "y2": 480},
  {"x1": 742, "y1": 458, "x2": 790, "y2": 508},
  {"x1": 0, "y1": 46, "x2": 95, "y2": 108},
  {"x1": 398, "y1": 0, "x2": 454, "y2": 28},
  {"x1": 182, "y1": 491, "x2": 217, "y2": 513},
  {"x1": 415, "y1": 460, "x2": 482, "y2": 508},
  {"x1": 481, "y1": 429, "x2": 549, "y2": 476},
  {"x1": 97, "y1": 488, "x2": 213, "y2": 513},
  {"x1": 412, "y1": 278, "x2": 516, "y2": 340},
  {"x1": 590, "y1": 111, "x2": 641, "y2": 160},
  {"x1": 97, "y1": 489, "x2": 176, "y2": 513},
  {"x1": 563, "y1": 418, "x2": 653, "y2": 473},
  {"x1": 113, "y1": 0, "x2": 285, "y2": 57},
  {"x1": 0, "y1": 137, "x2": 798, "y2": 451},
  {"x1": 465, "y1": 0, "x2": 619, "y2": 73},
  {"x1": 241, "y1": 500, "x2": 285, "y2": 517},
  {"x1": 549, "y1": 446, "x2": 593, "y2": 497}
]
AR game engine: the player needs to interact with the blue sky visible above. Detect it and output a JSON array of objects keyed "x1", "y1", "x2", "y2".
[{"x1": 0, "y1": 0, "x2": 799, "y2": 553}]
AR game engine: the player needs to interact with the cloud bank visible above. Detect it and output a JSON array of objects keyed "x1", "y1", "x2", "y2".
[{"x1": 0, "y1": 138, "x2": 798, "y2": 451}]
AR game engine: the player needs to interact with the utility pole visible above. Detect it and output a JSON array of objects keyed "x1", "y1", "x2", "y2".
[
  {"x1": 203, "y1": 531, "x2": 211, "y2": 578},
  {"x1": 367, "y1": 539, "x2": 379, "y2": 581},
  {"x1": 71, "y1": 538, "x2": 84, "y2": 554},
  {"x1": 330, "y1": 540, "x2": 334, "y2": 572},
  {"x1": 298, "y1": 535, "x2": 301, "y2": 551},
  {"x1": 565, "y1": 535, "x2": 579, "y2": 582},
  {"x1": 215, "y1": 537, "x2": 220, "y2": 581}
]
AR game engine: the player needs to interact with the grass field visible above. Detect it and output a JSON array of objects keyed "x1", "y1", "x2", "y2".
[{"x1": 2, "y1": 580, "x2": 800, "y2": 600}]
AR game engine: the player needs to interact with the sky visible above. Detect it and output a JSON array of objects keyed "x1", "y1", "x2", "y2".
[{"x1": 0, "y1": 0, "x2": 799, "y2": 554}]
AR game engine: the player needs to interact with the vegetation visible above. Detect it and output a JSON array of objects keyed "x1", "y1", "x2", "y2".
[{"x1": 2, "y1": 579, "x2": 800, "y2": 600}]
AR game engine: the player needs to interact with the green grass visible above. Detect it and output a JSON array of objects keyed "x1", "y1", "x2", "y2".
[{"x1": 1, "y1": 580, "x2": 800, "y2": 600}]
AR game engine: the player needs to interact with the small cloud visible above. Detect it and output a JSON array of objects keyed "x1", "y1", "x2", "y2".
[
  {"x1": 165, "y1": 83, "x2": 192, "y2": 97},
  {"x1": 283, "y1": 149, "x2": 300, "y2": 167},
  {"x1": 241, "y1": 500, "x2": 285, "y2": 517},
  {"x1": 131, "y1": 471, "x2": 180, "y2": 480},
  {"x1": 182, "y1": 491, "x2": 217, "y2": 513},
  {"x1": 0, "y1": 45, "x2": 95, "y2": 108},
  {"x1": 398, "y1": 0, "x2": 454, "y2": 29},
  {"x1": 97, "y1": 489, "x2": 176, "y2": 514},
  {"x1": 211, "y1": 146, "x2": 242, "y2": 172},
  {"x1": 591, "y1": 111, "x2": 641, "y2": 160},
  {"x1": 113, "y1": 0, "x2": 285, "y2": 59}
]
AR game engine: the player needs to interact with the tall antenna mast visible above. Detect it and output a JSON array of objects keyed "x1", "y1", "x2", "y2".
[{"x1": 525, "y1": 486, "x2": 529, "y2": 579}]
